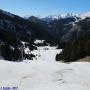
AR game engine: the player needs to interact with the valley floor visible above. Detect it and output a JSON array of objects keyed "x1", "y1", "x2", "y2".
[{"x1": 0, "y1": 46, "x2": 90, "y2": 90}]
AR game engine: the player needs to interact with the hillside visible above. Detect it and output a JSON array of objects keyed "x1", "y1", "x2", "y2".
[
  {"x1": 0, "y1": 9, "x2": 56, "y2": 61},
  {"x1": 56, "y1": 17, "x2": 90, "y2": 62}
]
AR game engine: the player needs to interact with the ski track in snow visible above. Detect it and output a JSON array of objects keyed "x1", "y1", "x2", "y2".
[{"x1": 0, "y1": 46, "x2": 90, "y2": 90}]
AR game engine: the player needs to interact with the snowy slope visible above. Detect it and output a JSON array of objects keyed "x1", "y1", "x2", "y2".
[{"x1": 0, "y1": 46, "x2": 90, "y2": 90}]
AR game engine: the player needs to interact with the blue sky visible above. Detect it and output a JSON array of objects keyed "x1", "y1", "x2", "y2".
[{"x1": 0, "y1": 0, "x2": 90, "y2": 17}]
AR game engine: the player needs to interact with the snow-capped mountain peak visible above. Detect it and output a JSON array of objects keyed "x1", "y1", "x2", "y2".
[{"x1": 81, "y1": 12, "x2": 90, "y2": 19}]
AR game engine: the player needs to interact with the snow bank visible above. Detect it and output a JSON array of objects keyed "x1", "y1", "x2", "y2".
[{"x1": 34, "y1": 40, "x2": 45, "y2": 44}]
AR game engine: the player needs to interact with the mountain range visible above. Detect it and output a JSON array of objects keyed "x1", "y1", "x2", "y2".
[{"x1": 0, "y1": 9, "x2": 90, "y2": 62}]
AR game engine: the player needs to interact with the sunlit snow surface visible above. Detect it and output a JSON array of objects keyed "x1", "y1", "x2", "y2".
[{"x1": 0, "y1": 46, "x2": 90, "y2": 90}]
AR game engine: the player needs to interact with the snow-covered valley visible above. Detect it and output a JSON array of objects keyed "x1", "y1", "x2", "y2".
[{"x1": 0, "y1": 46, "x2": 90, "y2": 90}]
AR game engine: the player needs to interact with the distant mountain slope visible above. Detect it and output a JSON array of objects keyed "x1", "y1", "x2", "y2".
[
  {"x1": 56, "y1": 17, "x2": 90, "y2": 62},
  {"x1": 28, "y1": 15, "x2": 80, "y2": 45},
  {"x1": 0, "y1": 9, "x2": 32, "y2": 42}
]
